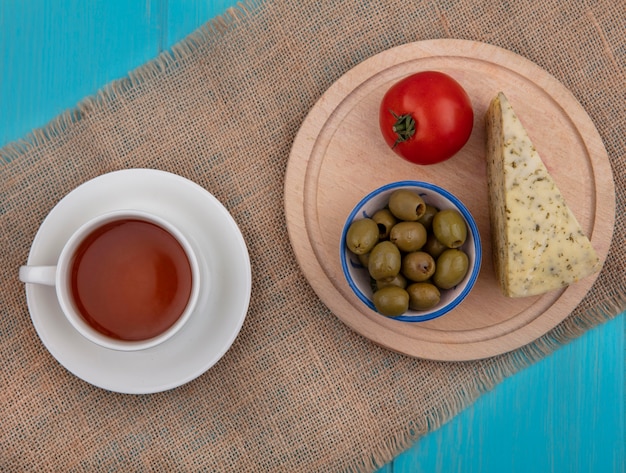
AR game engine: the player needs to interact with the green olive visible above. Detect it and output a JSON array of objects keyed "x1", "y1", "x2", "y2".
[
  {"x1": 368, "y1": 241, "x2": 401, "y2": 281},
  {"x1": 423, "y1": 233, "x2": 447, "y2": 259},
  {"x1": 433, "y1": 249, "x2": 470, "y2": 289},
  {"x1": 376, "y1": 273, "x2": 408, "y2": 290},
  {"x1": 372, "y1": 286, "x2": 409, "y2": 317},
  {"x1": 388, "y1": 189, "x2": 426, "y2": 221},
  {"x1": 402, "y1": 251, "x2": 436, "y2": 282},
  {"x1": 372, "y1": 209, "x2": 397, "y2": 240},
  {"x1": 346, "y1": 218, "x2": 379, "y2": 255},
  {"x1": 347, "y1": 188, "x2": 473, "y2": 317},
  {"x1": 417, "y1": 205, "x2": 439, "y2": 231},
  {"x1": 358, "y1": 252, "x2": 370, "y2": 267},
  {"x1": 389, "y1": 221, "x2": 427, "y2": 252},
  {"x1": 407, "y1": 282, "x2": 441, "y2": 310},
  {"x1": 432, "y1": 209, "x2": 467, "y2": 248}
]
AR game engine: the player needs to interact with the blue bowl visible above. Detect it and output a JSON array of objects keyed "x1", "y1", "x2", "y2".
[{"x1": 340, "y1": 181, "x2": 481, "y2": 322}]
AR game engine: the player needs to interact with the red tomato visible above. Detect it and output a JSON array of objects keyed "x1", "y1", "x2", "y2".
[{"x1": 379, "y1": 71, "x2": 474, "y2": 165}]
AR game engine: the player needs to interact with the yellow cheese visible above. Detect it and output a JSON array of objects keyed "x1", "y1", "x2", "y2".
[{"x1": 484, "y1": 92, "x2": 600, "y2": 298}]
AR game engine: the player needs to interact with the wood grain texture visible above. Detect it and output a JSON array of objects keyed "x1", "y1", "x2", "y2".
[
  {"x1": 1, "y1": 1, "x2": 623, "y2": 472},
  {"x1": 284, "y1": 39, "x2": 615, "y2": 361}
]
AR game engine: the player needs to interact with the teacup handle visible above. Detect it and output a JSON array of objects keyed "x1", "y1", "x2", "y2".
[{"x1": 19, "y1": 266, "x2": 57, "y2": 286}]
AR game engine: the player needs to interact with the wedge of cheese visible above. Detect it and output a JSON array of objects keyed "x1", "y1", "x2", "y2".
[{"x1": 484, "y1": 92, "x2": 600, "y2": 298}]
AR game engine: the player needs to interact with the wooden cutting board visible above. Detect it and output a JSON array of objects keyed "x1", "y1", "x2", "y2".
[{"x1": 284, "y1": 39, "x2": 615, "y2": 361}]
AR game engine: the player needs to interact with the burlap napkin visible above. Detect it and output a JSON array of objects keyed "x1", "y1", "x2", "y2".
[{"x1": 1, "y1": 0, "x2": 624, "y2": 471}]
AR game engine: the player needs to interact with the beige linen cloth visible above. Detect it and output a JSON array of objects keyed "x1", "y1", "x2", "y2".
[{"x1": 1, "y1": 0, "x2": 624, "y2": 471}]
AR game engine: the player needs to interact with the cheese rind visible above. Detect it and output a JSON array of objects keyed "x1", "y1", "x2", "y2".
[{"x1": 484, "y1": 92, "x2": 600, "y2": 298}]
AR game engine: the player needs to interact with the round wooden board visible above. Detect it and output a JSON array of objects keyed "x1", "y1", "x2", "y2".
[{"x1": 284, "y1": 39, "x2": 615, "y2": 361}]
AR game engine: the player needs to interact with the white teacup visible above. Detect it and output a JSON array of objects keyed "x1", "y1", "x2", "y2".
[{"x1": 19, "y1": 209, "x2": 201, "y2": 351}]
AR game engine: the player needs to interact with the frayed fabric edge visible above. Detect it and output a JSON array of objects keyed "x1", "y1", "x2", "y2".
[
  {"x1": 366, "y1": 290, "x2": 625, "y2": 472},
  {"x1": 0, "y1": 1, "x2": 624, "y2": 472},
  {"x1": 0, "y1": 0, "x2": 266, "y2": 165}
]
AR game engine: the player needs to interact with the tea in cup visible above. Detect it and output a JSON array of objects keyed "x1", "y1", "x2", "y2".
[{"x1": 19, "y1": 210, "x2": 201, "y2": 351}]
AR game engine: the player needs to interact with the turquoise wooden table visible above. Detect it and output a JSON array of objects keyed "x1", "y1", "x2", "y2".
[{"x1": 1, "y1": 2, "x2": 623, "y2": 471}]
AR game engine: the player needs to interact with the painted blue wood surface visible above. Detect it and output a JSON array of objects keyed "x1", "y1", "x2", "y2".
[
  {"x1": 388, "y1": 316, "x2": 624, "y2": 473},
  {"x1": 1, "y1": 1, "x2": 623, "y2": 471},
  {"x1": 0, "y1": 0, "x2": 162, "y2": 146}
]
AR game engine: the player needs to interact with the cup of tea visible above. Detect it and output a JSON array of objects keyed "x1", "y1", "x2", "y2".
[{"x1": 19, "y1": 209, "x2": 201, "y2": 351}]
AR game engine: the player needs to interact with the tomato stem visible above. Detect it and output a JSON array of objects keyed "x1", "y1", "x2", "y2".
[{"x1": 389, "y1": 110, "x2": 415, "y2": 148}]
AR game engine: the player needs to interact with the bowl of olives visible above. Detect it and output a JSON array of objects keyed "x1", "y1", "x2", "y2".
[{"x1": 340, "y1": 181, "x2": 481, "y2": 322}]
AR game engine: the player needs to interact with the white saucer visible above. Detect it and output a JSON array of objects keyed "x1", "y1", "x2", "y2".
[{"x1": 23, "y1": 169, "x2": 251, "y2": 394}]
